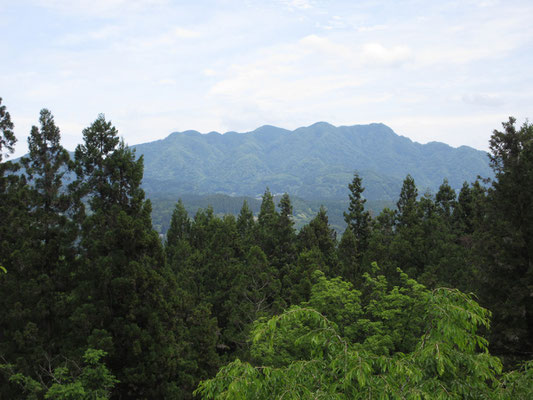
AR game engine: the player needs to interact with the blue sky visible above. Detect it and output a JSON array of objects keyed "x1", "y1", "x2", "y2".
[{"x1": 2, "y1": 0, "x2": 532, "y2": 157}]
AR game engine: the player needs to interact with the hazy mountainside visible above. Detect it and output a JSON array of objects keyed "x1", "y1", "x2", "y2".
[
  {"x1": 134, "y1": 122, "x2": 492, "y2": 201},
  {"x1": 150, "y1": 192, "x2": 393, "y2": 234}
]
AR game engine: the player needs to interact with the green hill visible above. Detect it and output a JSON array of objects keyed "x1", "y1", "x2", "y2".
[{"x1": 135, "y1": 122, "x2": 492, "y2": 202}]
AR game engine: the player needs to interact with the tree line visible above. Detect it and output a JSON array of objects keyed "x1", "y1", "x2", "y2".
[{"x1": 0, "y1": 97, "x2": 532, "y2": 398}]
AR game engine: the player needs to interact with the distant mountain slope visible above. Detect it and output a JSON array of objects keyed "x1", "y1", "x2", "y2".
[{"x1": 133, "y1": 122, "x2": 492, "y2": 201}]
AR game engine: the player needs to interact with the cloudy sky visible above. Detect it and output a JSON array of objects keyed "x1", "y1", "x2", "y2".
[{"x1": 2, "y1": 0, "x2": 532, "y2": 157}]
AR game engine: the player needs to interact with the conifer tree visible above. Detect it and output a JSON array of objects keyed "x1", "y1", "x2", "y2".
[
  {"x1": 72, "y1": 115, "x2": 190, "y2": 398},
  {"x1": 0, "y1": 97, "x2": 16, "y2": 161},
  {"x1": 388, "y1": 175, "x2": 425, "y2": 279},
  {"x1": 165, "y1": 199, "x2": 191, "y2": 270},
  {"x1": 343, "y1": 172, "x2": 371, "y2": 254},
  {"x1": 338, "y1": 226, "x2": 360, "y2": 283},
  {"x1": 297, "y1": 206, "x2": 338, "y2": 278},
  {"x1": 256, "y1": 188, "x2": 279, "y2": 259},
  {"x1": 481, "y1": 117, "x2": 533, "y2": 364},
  {"x1": 396, "y1": 174, "x2": 418, "y2": 227},
  {"x1": 237, "y1": 200, "x2": 255, "y2": 251},
  {"x1": 1, "y1": 109, "x2": 76, "y2": 397},
  {"x1": 275, "y1": 193, "x2": 298, "y2": 286}
]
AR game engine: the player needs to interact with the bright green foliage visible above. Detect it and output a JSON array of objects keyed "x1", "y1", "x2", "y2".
[
  {"x1": 196, "y1": 270, "x2": 509, "y2": 399},
  {"x1": 2, "y1": 349, "x2": 117, "y2": 400}
]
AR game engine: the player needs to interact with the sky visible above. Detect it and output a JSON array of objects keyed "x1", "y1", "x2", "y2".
[{"x1": 2, "y1": 0, "x2": 532, "y2": 158}]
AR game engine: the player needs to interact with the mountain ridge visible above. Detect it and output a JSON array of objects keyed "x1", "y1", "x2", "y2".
[{"x1": 133, "y1": 122, "x2": 491, "y2": 201}]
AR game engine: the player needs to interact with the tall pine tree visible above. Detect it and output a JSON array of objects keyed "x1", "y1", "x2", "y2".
[{"x1": 72, "y1": 115, "x2": 190, "y2": 398}]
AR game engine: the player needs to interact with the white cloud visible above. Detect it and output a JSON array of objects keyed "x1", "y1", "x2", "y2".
[
  {"x1": 158, "y1": 78, "x2": 176, "y2": 85},
  {"x1": 462, "y1": 93, "x2": 504, "y2": 107},
  {"x1": 360, "y1": 43, "x2": 412, "y2": 66},
  {"x1": 59, "y1": 25, "x2": 121, "y2": 45},
  {"x1": 279, "y1": 0, "x2": 314, "y2": 11},
  {"x1": 32, "y1": 0, "x2": 170, "y2": 16}
]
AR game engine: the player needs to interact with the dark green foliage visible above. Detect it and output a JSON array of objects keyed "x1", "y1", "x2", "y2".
[
  {"x1": 1, "y1": 109, "x2": 76, "y2": 398},
  {"x1": 480, "y1": 117, "x2": 533, "y2": 364},
  {"x1": 396, "y1": 174, "x2": 418, "y2": 227},
  {"x1": 71, "y1": 115, "x2": 191, "y2": 398},
  {"x1": 343, "y1": 172, "x2": 371, "y2": 255},
  {"x1": 165, "y1": 199, "x2": 191, "y2": 270},
  {"x1": 0, "y1": 97, "x2": 16, "y2": 161},
  {"x1": 2, "y1": 108, "x2": 533, "y2": 399},
  {"x1": 297, "y1": 206, "x2": 338, "y2": 277}
]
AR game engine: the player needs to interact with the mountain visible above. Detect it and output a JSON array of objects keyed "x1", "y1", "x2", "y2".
[{"x1": 133, "y1": 122, "x2": 492, "y2": 201}]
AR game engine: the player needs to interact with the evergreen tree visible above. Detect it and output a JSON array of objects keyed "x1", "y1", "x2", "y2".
[
  {"x1": 396, "y1": 174, "x2": 418, "y2": 227},
  {"x1": 256, "y1": 188, "x2": 279, "y2": 259},
  {"x1": 343, "y1": 172, "x2": 371, "y2": 255},
  {"x1": 275, "y1": 193, "x2": 298, "y2": 298},
  {"x1": 482, "y1": 117, "x2": 533, "y2": 364},
  {"x1": 393, "y1": 176, "x2": 424, "y2": 274},
  {"x1": 165, "y1": 199, "x2": 191, "y2": 271},
  {"x1": 72, "y1": 115, "x2": 190, "y2": 398},
  {"x1": 337, "y1": 226, "x2": 360, "y2": 284},
  {"x1": 435, "y1": 178, "x2": 456, "y2": 221},
  {"x1": 1, "y1": 109, "x2": 76, "y2": 397},
  {"x1": 236, "y1": 199, "x2": 255, "y2": 245},
  {"x1": 0, "y1": 97, "x2": 16, "y2": 161}
]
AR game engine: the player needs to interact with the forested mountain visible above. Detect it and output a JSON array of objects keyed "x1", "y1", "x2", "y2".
[
  {"x1": 136, "y1": 122, "x2": 492, "y2": 200},
  {"x1": 1, "y1": 99, "x2": 532, "y2": 399}
]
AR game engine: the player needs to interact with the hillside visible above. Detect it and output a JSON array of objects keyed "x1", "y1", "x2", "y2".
[{"x1": 134, "y1": 122, "x2": 492, "y2": 201}]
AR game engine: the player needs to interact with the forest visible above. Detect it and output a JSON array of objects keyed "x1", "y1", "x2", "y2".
[{"x1": 0, "y1": 97, "x2": 532, "y2": 399}]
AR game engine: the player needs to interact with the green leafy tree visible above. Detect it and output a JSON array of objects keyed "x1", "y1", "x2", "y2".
[
  {"x1": 196, "y1": 269, "x2": 513, "y2": 399},
  {"x1": 2, "y1": 349, "x2": 118, "y2": 400}
]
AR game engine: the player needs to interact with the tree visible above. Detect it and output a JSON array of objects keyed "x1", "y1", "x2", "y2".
[
  {"x1": 0, "y1": 97, "x2": 16, "y2": 161},
  {"x1": 71, "y1": 115, "x2": 190, "y2": 398},
  {"x1": 165, "y1": 199, "x2": 191, "y2": 271},
  {"x1": 2, "y1": 349, "x2": 118, "y2": 400},
  {"x1": 1, "y1": 110, "x2": 76, "y2": 397},
  {"x1": 196, "y1": 269, "x2": 516, "y2": 399},
  {"x1": 297, "y1": 206, "x2": 338, "y2": 277},
  {"x1": 481, "y1": 117, "x2": 533, "y2": 364},
  {"x1": 343, "y1": 172, "x2": 371, "y2": 255},
  {"x1": 256, "y1": 188, "x2": 279, "y2": 260},
  {"x1": 435, "y1": 178, "x2": 456, "y2": 221},
  {"x1": 396, "y1": 174, "x2": 418, "y2": 227}
]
